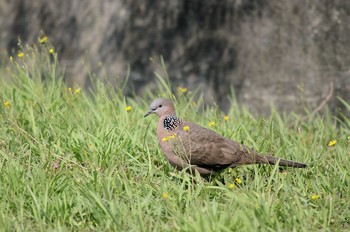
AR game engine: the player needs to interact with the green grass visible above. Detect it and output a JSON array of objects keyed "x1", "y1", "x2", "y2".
[{"x1": 0, "y1": 44, "x2": 349, "y2": 231}]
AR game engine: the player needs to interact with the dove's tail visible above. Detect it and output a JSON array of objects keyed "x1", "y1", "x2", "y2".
[{"x1": 264, "y1": 155, "x2": 307, "y2": 168}]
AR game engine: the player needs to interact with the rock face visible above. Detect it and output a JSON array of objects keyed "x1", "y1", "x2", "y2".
[{"x1": 1, "y1": 0, "x2": 349, "y2": 115}]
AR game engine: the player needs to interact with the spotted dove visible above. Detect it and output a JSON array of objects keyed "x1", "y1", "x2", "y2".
[{"x1": 144, "y1": 98, "x2": 307, "y2": 176}]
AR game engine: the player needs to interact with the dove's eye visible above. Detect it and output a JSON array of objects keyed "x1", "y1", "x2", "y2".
[{"x1": 159, "y1": 104, "x2": 162, "y2": 108}]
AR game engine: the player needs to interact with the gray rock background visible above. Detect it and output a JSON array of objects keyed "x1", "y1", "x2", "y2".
[{"x1": 0, "y1": 0, "x2": 349, "y2": 115}]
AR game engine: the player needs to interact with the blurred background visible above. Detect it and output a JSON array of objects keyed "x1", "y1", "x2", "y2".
[{"x1": 0, "y1": 0, "x2": 349, "y2": 115}]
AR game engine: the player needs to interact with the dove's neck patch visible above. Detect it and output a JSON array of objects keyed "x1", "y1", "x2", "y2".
[{"x1": 163, "y1": 114, "x2": 181, "y2": 131}]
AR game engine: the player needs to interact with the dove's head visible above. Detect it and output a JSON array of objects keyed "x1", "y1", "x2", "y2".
[{"x1": 144, "y1": 98, "x2": 175, "y2": 118}]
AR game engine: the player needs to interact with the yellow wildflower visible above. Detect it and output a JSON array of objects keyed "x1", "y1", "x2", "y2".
[
  {"x1": 311, "y1": 194, "x2": 320, "y2": 200},
  {"x1": 125, "y1": 106, "x2": 132, "y2": 112},
  {"x1": 162, "y1": 192, "x2": 168, "y2": 199},
  {"x1": 17, "y1": 52, "x2": 24, "y2": 59},
  {"x1": 183, "y1": 126, "x2": 189, "y2": 132},
  {"x1": 208, "y1": 121, "x2": 215, "y2": 127},
  {"x1": 235, "y1": 178, "x2": 242, "y2": 184},
  {"x1": 4, "y1": 101, "x2": 10, "y2": 108},
  {"x1": 49, "y1": 48, "x2": 55, "y2": 54},
  {"x1": 162, "y1": 135, "x2": 175, "y2": 141},
  {"x1": 228, "y1": 183, "x2": 235, "y2": 189},
  {"x1": 39, "y1": 36, "x2": 48, "y2": 44},
  {"x1": 68, "y1": 87, "x2": 72, "y2": 93},
  {"x1": 9, "y1": 56, "x2": 13, "y2": 62},
  {"x1": 327, "y1": 139, "x2": 337, "y2": 147},
  {"x1": 74, "y1": 88, "x2": 81, "y2": 94},
  {"x1": 347, "y1": 135, "x2": 350, "y2": 141},
  {"x1": 223, "y1": 115, "x2": 229, "y2": 121},
  {"x1": 168, "y1": 134, "x2": 176, "y2": 139},
  {"x1": 177, "y1": 86, "x2": 188, "y2": 93}
]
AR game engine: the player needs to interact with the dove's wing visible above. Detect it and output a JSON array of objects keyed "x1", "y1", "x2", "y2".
[{"x1": 172, "y1": 121, "x2": 265, "y2": 171}]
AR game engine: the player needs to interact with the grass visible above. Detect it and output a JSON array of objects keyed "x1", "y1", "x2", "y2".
[{"x1": 0, "y1": 43, "x2": 349, "y2": 231}]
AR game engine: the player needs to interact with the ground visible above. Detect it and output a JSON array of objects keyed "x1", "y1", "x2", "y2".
[{"x1": 0, "y1": 43, "x2": 349, "y2": 231}]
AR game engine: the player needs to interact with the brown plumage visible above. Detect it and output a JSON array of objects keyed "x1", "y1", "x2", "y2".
[{"x1": 144, "y1": 98, "x2": 307, "y2": 176}]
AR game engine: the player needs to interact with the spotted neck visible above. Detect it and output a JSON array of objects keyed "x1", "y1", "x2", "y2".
[{"x1": 163, "y1": 114, "x2": 181, "y2": 131}]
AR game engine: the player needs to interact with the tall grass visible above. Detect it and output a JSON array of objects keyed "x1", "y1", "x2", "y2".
[{"x1": 0, "y1": 43, "x2": 349, "y2": 231}]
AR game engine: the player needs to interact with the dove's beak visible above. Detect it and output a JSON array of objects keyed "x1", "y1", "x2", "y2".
[{"x1": 144, "y1": 110, "x2": 153, "y2": 118}]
